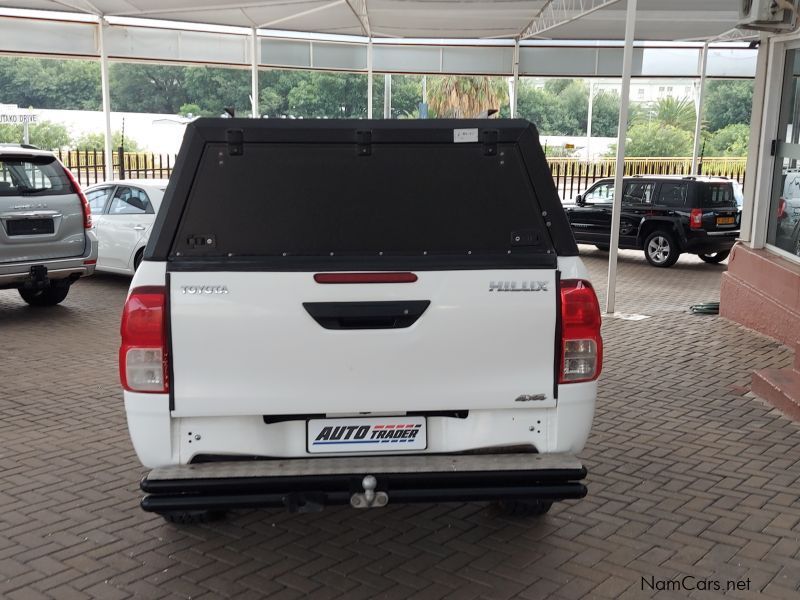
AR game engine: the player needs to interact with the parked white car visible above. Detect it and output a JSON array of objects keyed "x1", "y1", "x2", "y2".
[{"x1": 84, "y1": 179, "x2": 167, "y2": 274}]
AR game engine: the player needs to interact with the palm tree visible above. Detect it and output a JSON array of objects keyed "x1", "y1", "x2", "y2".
[
  {"x1": 649, "y1": 97, "x2": 697, "y2": 131},
  {"x1": 427, "y1": 76, "x2": 508, "y2": 118}
]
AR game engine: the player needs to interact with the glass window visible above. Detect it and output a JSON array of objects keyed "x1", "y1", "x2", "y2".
[
  {"x1": 658, "y1": 182, "x2": 688, "y2": 208},
  {"x1": 623, "y1": 181, "x2": 656, "y2": 205},
  {"x1": 583, "y1": 181, "x2": 614, "y2": 204},
  {"x1": 0, "y1": 157, "x2": 71, "y2": 196},
  {"x1": 86, "y1": 187, "x2": 113, "y2": 214},
  {"x1": 108, "y1": 186, "x2": 152, "y2": 215},
  {"x1": 768, "y1": 48, "x2": 800, "y2": 258},
  {"x1": 703, "y1": 183, "x2": 737, "y2": 209}
]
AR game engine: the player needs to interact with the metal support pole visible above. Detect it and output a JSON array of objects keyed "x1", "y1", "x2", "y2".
[
  {"x1": 383, "y1": 73, "x2": 391, "y2": 119},
  {"x1": 586, "y1": 80, "x2": 594, "y2": 160},
  {"x1": 691, "y1": 42, "x2": 709, "y2": 175},
  {"x1": 98, "y1": 18, "x2": 114, "y2": 181},
  {"x1": 251, "y1": 27, "x2": 259, "y2": 118},
  {"x1": 605, "y1": 0, "x2": 637, "y2": 315},
  {"x1": 511, "y1": 39, "x2": 520, "y2": 118},
  {"x1": 367, "y1": 39, "x2": 373, "y2": 119}
]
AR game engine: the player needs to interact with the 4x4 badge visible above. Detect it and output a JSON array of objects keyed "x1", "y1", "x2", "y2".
[{"x1": 489, "y1": 281, "x2": 548, "y2": 292}]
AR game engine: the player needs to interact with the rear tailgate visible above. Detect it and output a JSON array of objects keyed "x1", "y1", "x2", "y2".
[
  {"x1": 169, "y1": 269, "x2": 557, "y2": 416},
  {"x1": 0, "y1": 154, "x2": 86, "y2": 263},
  {"x1": 700, "y1": 182, "x2": 740, "y2": 231},
  {"x1": 156, "y1": 120, "x2": 574, "y2": 417}
]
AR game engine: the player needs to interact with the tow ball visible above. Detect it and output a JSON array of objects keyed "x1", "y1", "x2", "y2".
[{"x1": 350, "y1": 475, "x2": 389, "y2": 509}]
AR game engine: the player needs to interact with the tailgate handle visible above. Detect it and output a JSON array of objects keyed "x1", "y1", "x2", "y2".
[{"x1": 303, "y1": 301, "x2": 430, "y2": 330}]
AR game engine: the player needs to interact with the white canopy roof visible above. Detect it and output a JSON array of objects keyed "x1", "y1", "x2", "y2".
[{"x1": 2, "y1": 1, "x2": 742, "y2": 41}]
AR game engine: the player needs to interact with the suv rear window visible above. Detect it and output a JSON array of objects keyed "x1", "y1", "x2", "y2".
[
  {"x1": 658, "y1": 182, "x2": 688, "y2": 208},
  {"x1": 170, "y1": 143, "x2": 553, "y2": 260},
  {"x1": 0, "y1": 156, "x2": 71, "y2": 196},
  {"x1": 702, "y1": 183, "x2": 737, "y2": 208}
]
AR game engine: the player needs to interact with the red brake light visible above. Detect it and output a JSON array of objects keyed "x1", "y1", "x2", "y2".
[
  {"x1": 690, "y1": 208, "x2": 703, "y2": 230},
  {"x1": 61, "y1": 163, "x2": 92, "y2": 229},
  {"x1": 777, "y1": 197, "x2": 787, "y2": 220},
  {"x1": 120, "y1": 286, "x2": 168, "y2": 393},
  {"x1": 314, "y1": 272, "x2": 418, "y2": 284},
  {"x1": 559, "y1": 279, "x2": 602, "y2": 384}
]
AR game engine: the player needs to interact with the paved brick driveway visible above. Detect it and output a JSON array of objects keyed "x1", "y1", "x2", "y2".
[{"x1": 1, "y1": 248, "x2": 799, "y2": 600}]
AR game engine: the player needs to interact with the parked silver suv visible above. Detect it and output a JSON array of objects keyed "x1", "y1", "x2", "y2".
[{"x1": 0, "y1": 144, "x2": 97, "y2": 306}]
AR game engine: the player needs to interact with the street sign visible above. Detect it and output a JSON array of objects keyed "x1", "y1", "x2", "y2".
[{"x1": 0, "y1": 113, "x2": 38, "y2": 124}]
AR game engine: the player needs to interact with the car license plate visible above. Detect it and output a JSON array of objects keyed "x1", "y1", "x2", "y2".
[
  {"x1": 307, "y1": 416, "x2": 427, "y2": 453},
  {"x1": 6, "y1": 218, "x2": 54, "y2": 236},
  {"x1": 716, "y1": 216, "x2": 735, "y2": 225}
]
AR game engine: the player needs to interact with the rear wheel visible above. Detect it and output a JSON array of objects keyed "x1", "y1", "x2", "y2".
[
  {"x1": 698, "y1": 250, "x2": 730, "y2": 264},
  {"x1": 644, "y1": 230, "x2": 679, "y2": 268},
  {"x1": 18, "y1": 282, "x2": 71, "y2": 306},
  {"x1": 496, "y1": 498, "x2": 553, "y2": 517},
  {"x1": 157, "y1": 510, "x2": 227, "y2": 525}
]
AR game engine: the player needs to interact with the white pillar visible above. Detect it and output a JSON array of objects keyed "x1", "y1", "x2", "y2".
[
  {"x1": 691, "y1": 42, "x2": 709, "y2": 175},
  {"x1": 742, "y1": 34, "x2": 770, "y2": 244},
  {"x1": 98, "y1": 18, "x2": 114, "y2": 181},
  {"x1": 383, "y1": 73, "x2": 391, "y2": 119},
  {"x1": 251, "y1": 27, "x2": 259, "y2": 118},
  {"x1": 511, "y1": 39, "x2": 520, "y2": 118},
  {"x1": 586, "y1": 80, "x2": 594, "y2": 160},
  {"x1": 605, "y1": 0, "x2": 637, "y2": 315},
  {"x1": 367, "y1": 39, "x2": 373, "y2": 119}
]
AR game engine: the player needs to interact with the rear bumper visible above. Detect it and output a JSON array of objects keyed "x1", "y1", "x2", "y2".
[
  {"x1": 0, "y1": 231, "x2": 98, "y2": 288},
  {"x1": 682, "y1": 231, "x2": 738, "y2": 254},
  {"x1": 140, "y1": 453, "x2": 587, "y2": 513}
]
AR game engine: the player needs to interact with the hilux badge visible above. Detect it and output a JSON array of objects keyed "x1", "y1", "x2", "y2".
[{"x1": 489, "y1": 281, "x2": 548, "y2": 292}]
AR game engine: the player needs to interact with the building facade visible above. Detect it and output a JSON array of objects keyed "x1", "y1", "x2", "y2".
[{"x1": 721, "y1": 31, "x2": 800, "y2": 413}]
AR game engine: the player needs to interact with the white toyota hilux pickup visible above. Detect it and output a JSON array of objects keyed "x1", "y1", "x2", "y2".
[{"x1": 120, "y1": 119, "x2": 602, "y2": 523}]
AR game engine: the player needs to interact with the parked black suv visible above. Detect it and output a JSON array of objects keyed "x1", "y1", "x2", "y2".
[{"x1": 563, "y1": 176, "x2": 740, "y2": 267}]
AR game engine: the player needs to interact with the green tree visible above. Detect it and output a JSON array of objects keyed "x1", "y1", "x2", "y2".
[
  {"x1": 608, "y1": 122, "x2": 694, "y2": 157},
  {"x1": 643, "y1": 97, "x2": 697, "y2": 131},
  {"x1": 183, "y1": 66, "x2": 251, "y2": 116},
  {"x1": 592, "y1": 90, "x2": 620, "y2": 137},
  {"x1": 0, "y1": 57, "x2": 101, "y2": 110},
  {"x1": 427, "y1": 76, "x2": 507, "y2": 118},
  {"x1": 372, "y1": 75, "x2": 423, "y2": 119},
  {"x1": 704, "y1": 80, "x2": 753, "y2": 131},
  {"x1": 178, "y1": 103, "x2": 202, "y2": 118},
  {"x1": 0, "y1": 120, "x2": 70, "y2": 149},
  {"x1": 109, "y1": 63, "x2": 188, "y2": 113},
  {"x1": 73, "y1": 130, "x2": 141, "y2": 152},
  {"x1": 284, "y1": 72, "x2": 367, "y2": 118},
  {"x1": 516, "y1": 83, "x2": 561, "y2": 134},
  {"x1": 705, "y1": 123, "x2": 750, "y2": 156}
]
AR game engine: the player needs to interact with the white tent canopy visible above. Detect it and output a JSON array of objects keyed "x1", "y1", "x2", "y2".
[
  {"x1": 0, "y1": 1, "x2": 757, "y2": 314},
  {"x1": 3, "y1": 1, "x2": 742, "y2": 41}
]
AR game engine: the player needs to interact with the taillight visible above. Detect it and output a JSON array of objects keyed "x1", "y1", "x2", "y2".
[
  {"x1": 120, "y1": 286, "x2": 168, "y2": 393},
  {"x1": 777, "y1": 197, "x2": 787, "y2": 220},
  {"x1": 559, "y1": 279, "x2": 602, "y2": 384},
  {"x1": 689, "y1": 208, "x2": 703, "y2": 230},
  {"x1": 61, "y1": 163, "x2": 92, "y2": 229}
]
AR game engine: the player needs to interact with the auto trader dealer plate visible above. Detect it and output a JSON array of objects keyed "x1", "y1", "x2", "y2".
[{"x1": 307, "y1": 417, "x2": 427, "y2": 454}]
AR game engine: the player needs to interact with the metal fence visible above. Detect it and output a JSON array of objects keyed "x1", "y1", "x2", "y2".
[
  {"x1": 56, "y1": 148, "x2": 175, "y2": 186},
  {"x1": 58, "y1": 149, "x2": 747, "y2": 198}
]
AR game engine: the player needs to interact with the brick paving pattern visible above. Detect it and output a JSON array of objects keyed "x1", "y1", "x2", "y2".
[{"x1": 1, "y1": 247, "x2": 799, "y2": 599}]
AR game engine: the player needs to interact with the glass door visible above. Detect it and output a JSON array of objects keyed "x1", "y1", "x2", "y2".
[{"x1": 768, "y1": 48, "x2": 800, "y2": 257}]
